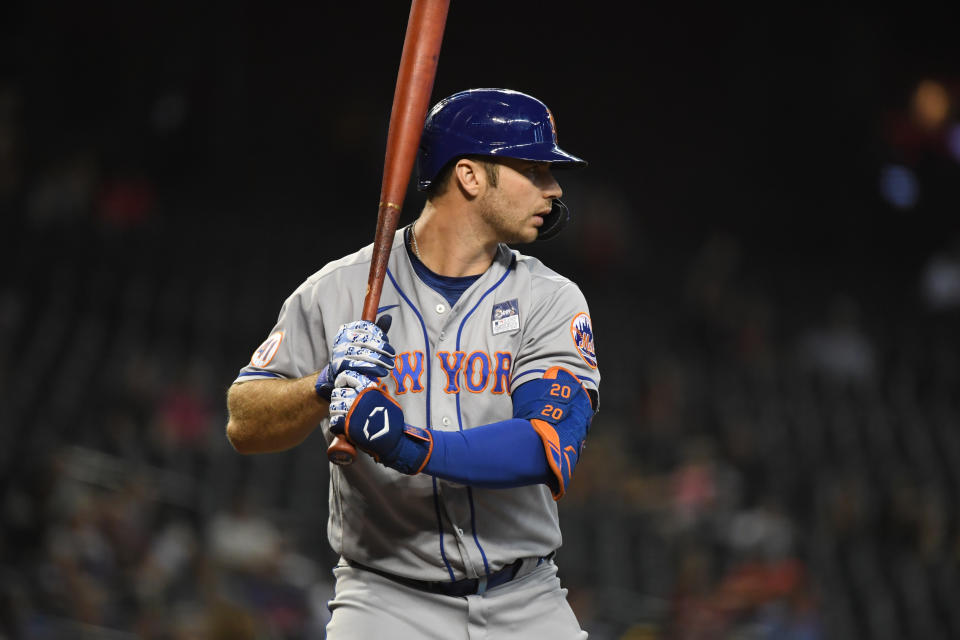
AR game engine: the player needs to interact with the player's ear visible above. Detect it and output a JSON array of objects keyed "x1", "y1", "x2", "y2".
[{"x1": 454, "y1": 158, "x2": 483, "y2": 197}]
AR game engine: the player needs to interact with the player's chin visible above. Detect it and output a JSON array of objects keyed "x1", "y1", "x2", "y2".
[
  {"x1": 522, "y1": 215, "x2": 546, "y2": 243},
  {"x1": 512, "y1": 226, "x2": 540, "y2": 245},
  {"x1": 500, "y1": 216, "x2": 543, "y2": 245}
]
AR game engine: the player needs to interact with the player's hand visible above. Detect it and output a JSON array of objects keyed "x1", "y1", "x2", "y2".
[
  {"x1": 316, "y1": 315, "x2": 395, "y2": 401},
  {"x1": 328, "y1": 370, "x2": 379, "y2": 428},
  {"x1": 328, "y1": 372, "x2": 432, "y2": 475}
]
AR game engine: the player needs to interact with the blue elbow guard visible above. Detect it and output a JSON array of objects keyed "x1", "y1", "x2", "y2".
[{"x1": 512, "y1": 367, "x2": 594, "y2": 499}]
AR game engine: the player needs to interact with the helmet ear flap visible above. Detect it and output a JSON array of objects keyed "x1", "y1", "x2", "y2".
[{"x1": 536, "y1": 199, "x2": 571, "y2": 241}]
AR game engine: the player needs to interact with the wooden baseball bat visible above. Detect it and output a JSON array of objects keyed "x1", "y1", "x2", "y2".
[{"x1": 328, "y1": 0, "x2": 450, "y2": 465}]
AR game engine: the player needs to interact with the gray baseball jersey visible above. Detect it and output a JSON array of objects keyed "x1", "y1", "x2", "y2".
[{"x1": 235, "y1": 227, "x2": 600, "y2": 583}]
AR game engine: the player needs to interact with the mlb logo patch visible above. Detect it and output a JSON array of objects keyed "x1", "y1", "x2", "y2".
[{"x1": 491, "y1": 299, "x2": 520, "y2": 335}]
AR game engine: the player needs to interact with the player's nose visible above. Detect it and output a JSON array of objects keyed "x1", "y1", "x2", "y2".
[{"x1": 541, "y1": 170, "x2": 562, "y2": 199}]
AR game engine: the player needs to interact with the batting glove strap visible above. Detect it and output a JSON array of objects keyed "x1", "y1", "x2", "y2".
[{"x1": 342, "y1": 387, "x2": 432, "y2": 475}]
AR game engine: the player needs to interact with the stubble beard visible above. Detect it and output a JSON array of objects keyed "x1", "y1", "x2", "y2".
[{"x1": 477, "y1": 192, "x2": 538, "y2": 245}]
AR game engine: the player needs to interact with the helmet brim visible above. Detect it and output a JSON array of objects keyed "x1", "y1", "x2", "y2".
[{"x1": 488, "y1": 144, "x2": 587, "y2": 169}]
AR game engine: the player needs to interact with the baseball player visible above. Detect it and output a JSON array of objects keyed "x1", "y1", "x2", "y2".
[{"x1": 226, "y1": 88, "x2": 600, "y2": 639}]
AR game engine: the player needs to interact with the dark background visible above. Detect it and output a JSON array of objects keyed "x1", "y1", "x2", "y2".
[
  {"x1": 6, "y1": 4, "x2": 958, "y2": 263},
  {"x1": 1, "y1": 3, "x2": 959, "y2": 639}
]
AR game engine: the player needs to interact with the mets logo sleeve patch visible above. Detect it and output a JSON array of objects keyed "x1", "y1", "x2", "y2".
[{"x1": 570, "y1": 313, "x2": 597, "y2": 369}]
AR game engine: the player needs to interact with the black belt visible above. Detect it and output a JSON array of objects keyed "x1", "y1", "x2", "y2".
[{"x1": 347, "y1": 558, "x2": 524, "y2": 597}]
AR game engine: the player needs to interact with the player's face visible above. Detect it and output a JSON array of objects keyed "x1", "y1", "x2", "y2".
[{"x1": 477, "y1": 158, "x2": 562, "y2": 244}]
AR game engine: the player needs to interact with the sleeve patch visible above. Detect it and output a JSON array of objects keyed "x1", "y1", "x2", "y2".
[
  {"x1": 569, "y1": 313, "x2": 597, "y2": 369},
  {"x1": 251, "y1": 331, "x2": 283, "y2": 368}
]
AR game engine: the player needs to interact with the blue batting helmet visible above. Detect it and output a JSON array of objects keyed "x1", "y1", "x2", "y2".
[{"x1": 416, "y1": 88, "x2": 587, "y2": 240}]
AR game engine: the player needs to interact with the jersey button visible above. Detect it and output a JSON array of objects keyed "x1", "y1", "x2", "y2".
[
  {"x1": 435, "y1": 303, "x2": 446, "y2": 314},
  {"x1": 441, "y1": 416, "x2": 451, "y2": 426}
]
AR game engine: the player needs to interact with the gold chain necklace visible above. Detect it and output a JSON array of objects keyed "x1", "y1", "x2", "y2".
[{"x1": 410, "y1": 220, "x2": 422, "y2": 260}]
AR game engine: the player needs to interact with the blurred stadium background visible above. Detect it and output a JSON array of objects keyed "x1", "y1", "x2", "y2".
[{"x1": 1, "y1": 3, "x2": 959, "y2": 639}]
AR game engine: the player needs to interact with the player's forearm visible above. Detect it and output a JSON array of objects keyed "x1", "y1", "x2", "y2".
[
  {"x1": 424, "y1": 369, "x2": 592, "y2": 497},
  {"x1": 226, "y1": 376, "x2": 328, "y2": 454},
  {"x1": 424, "y1": 419, "x2": 552, "y2": 489}
]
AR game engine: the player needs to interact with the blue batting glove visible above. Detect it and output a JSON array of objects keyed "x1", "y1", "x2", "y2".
[
  {"x1": 316, "y1": 315, "x2": 395, "y2": 401},
  {"x1": 328, "y1": 370, "x2": 379, "y2": 430},
  {"x1": 329, "y1": 376, "x2": 432, "y2": 475}
]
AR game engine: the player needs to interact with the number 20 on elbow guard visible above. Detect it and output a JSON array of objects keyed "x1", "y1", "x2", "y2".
[
  {"x1": 541, "y1": 405, "x2": 565, "y2": 420},
  {"x1": 540, "y1": 384, "x2": 572, "y2": 421}
]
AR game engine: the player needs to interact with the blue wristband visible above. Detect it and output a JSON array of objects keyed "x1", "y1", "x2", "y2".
[{"x1": 315, "y1": 365, "x2": 335, "y2": 401}]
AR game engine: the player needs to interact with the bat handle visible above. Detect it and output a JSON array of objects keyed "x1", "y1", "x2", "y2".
[
  {"x1": 328, "y1": 435, "x2": 356, "y2": 466},
  {"x1": 326, "y1": 203, "x2": 402, "y2": 467}
]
